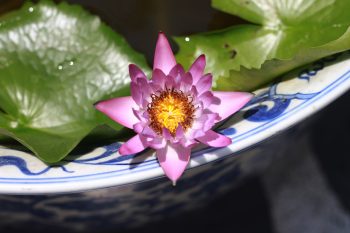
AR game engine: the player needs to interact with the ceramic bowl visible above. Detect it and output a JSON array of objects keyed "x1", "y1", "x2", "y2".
[{"x1": 0, "y1": 52, "x2": 350, "y2": 231}]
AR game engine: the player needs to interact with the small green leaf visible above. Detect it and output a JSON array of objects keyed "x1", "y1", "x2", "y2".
[
  {"x1": 175, "y1": 0, "x2": 350, "y2": 91},
  {"x1": 0, "y1": 1, "x2": 150, "y2": 162}
]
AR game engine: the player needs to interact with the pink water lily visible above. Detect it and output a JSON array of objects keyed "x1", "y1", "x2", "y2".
[{"x1": 95, "y1": 32, "x2": 253, "y2": 185}]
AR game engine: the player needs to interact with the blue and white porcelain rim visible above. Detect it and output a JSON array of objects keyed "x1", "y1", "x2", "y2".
[{"x1": 0, "y1": 54, "x2": 350, "y2": 194}]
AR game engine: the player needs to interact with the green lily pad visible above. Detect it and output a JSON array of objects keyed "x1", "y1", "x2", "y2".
[
  {"x1": 0, "y1": 1, "x2": 150, "y2": 162},
  {"x1": 175, "y1": 0, "x2": 350, "y2": 91},
  {"x1": 217, "y1": 26, "x2": 350, "y2": 91}
]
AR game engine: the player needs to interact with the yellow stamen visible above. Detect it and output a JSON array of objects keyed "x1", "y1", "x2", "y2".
[{"x1": 148, "y1": 88, "x2": 195, "y2": 136}]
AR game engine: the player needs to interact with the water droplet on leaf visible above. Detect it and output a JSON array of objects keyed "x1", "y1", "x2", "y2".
[{"x1": 10, "y1": 121, "x2": 18, "y2": 128}]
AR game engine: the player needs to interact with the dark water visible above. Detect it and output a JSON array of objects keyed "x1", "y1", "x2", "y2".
[{"x1": 0, "y1": 0, "x2": 246, "y2": 63}]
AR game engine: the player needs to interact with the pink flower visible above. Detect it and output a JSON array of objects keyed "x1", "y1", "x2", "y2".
[{"x1": 95, "y1": 32, "x2": 253, "y2": 185}]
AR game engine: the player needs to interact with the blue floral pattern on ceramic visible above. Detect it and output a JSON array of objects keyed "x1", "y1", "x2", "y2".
[
  {"x1": 0, "y1": 156, "x2": 73, "y2": 175},
  {"x1": 243, "y1": 53, "x2": 342, "y2": 122}
]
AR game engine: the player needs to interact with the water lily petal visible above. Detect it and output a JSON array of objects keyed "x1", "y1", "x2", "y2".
[
  {"x1": 137, "y1": 78, "x2": 153, "y2": 107},
  {"x1": 153, "y1": 32, "x2": 176, "y2": 75},
  {"x1": 180, "y1": 137, "x2": 198, "y2": 148},
  {"x1": 179, "y1": 72, "x2": 193, "y2": 92},
  {"x1": 175, "y1": 124, "x2": 185, "y2": 139},
  {"x1": 165, "y1": 75, "x2": 178, "y2": 90},
  {"x1": 156, "y1": 143, "x2": 191, "y2": 183},
  {"x1": 129, "y1": 64, "x2": 147, "y2": 82},
  {"x1": 189, "y1": 54, "x2": 206, "y2": 84},
  {"x1": 169, "y1": 64, "x2": 185, "y2": 87},
  {"x1": 196, "y1": 109, "x2": 219, "y2": 125},
  {"x1": 190, "y1": 86, "x2": 199, "y2": 102},
  {"x1": 132, "y1": 109, "x2": 144, "y2": 121},
  {"x1": 188, "y1": 128, "x2": 206, "y2": 139},
  {"x1": 162, "y1": 128, "x2": 173, "y2": 141},
  {"x1": 196, "y1": 130, "x2": 231, "y2": 147},
  {"x1": 202, "y1": 111, "x2": 220, "y2": 131},
  {"x1": 196, "y1": 73, "x2": 212, "y2": 94},
  {"x1": 147, "y1": 137, "x2": 166, "y2": 149},
  {"x1": 142, "y1": 125, "x2": 158, "y2": 138},
  {"x1": 152, "y1": 69, "x2": 167, "y2": 89},
  {"x1": 198, "y1": 91, "x2": 219, "y2": 109},
  {"x1": 119, "y1": 134, "x2": 147, "y2": 155},
  {"x1": 95, "y1": 96, "x2": 138, "y2": 129},
  {"x1": 169, "y1": 64, "x2": 185, "y2": 78},
  {"x1": 133, "y1": 122, "x2": 144, "y2": 133},
  {"x1": 210, "y1": 91, "x2": 253, "y2": 121},
  {"x1": 130, "y1": 82, "x2": 142, "y2": 105}
]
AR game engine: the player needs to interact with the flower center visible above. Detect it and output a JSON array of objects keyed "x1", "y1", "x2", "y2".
[{"x1": 148, "y1": 88, "x2": 195, "y2": 136}]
